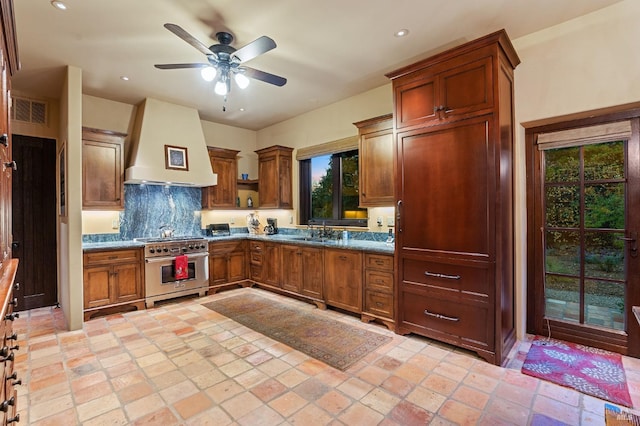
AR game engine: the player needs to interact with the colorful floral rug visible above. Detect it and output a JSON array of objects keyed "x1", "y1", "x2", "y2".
[
  {"x1": 522, "y1": 336, "x2": 633, "y2": 407},
  {"x1": 203, "y1": 292, "x2": 392, "y2": 371}
]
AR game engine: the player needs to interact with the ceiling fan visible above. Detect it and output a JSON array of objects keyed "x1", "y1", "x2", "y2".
[{"x1": 155, "y1": 23, "x2": 287, "y2": 97}]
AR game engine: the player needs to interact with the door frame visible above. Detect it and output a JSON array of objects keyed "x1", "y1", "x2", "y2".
[{"x1": 525, "y1": 102, "x2": 640, "y2": 356}]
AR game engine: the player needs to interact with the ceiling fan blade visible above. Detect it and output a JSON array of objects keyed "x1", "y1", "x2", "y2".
[
  {"x1": 164, "y1": 23, "x2": 213, "y2": 56},
  {"x1": 232, "y1": 36, "x2": 276, "y2": 63},
  {"x1": 242, "y1": 67, "x2": 287, "y2": 87},
  {"x1": 155, "y1": 63, "x2": 209, "y2": 70}
]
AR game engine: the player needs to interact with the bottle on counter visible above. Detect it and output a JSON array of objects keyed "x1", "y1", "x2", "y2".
[
  {"x1": 247, "y1": 196, "x2": 253, "y2": 208},
  {"x1": 386, "y1": 228, "x2": 394, "y2": 244},
  {"x1": 236, "y1": 196, "x2": 240, "y2": 207}
]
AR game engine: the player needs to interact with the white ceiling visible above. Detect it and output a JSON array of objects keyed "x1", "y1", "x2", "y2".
[{"x1": 13, "y1": 0, "x2": 623, "y2": 131}]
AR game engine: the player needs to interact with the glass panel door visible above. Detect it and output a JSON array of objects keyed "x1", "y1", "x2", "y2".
[{"x1": 543, "y1": 141, "x2": 626, "y2": 331}]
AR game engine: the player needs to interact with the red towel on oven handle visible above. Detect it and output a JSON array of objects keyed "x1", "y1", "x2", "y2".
[{"x1": 174, "y1": 255, "x2": 189, "y2": 280}]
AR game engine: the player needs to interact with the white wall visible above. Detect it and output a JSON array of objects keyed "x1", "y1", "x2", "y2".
[
  {"x1": 58, "y1": 66, "x2": 84, "y2": 331},
  {"x1": 511, "y1": 0, "x2": 640, "y2": 338}
]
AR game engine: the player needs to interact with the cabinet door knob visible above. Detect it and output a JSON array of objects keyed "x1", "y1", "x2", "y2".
[
  {"x1": 4, "y1": 313, "x2": 19, "y2": 321},
  {"x1": 4, "y1": 161, "x2": 17, "y2": 171},
  {"x1": 0, "y1": 396, "x2": 15, "y2": 412},
  {"x1": 7, "y1": 413, "x2": 19, "y2": 423},
  {"x1": 0, "y1": 133, "x2": 7, "y2": 147}
]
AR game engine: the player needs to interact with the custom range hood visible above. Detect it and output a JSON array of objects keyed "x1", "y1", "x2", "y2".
[{"x1": 125, "y1": 97, "x2": 217, "y2": 187}]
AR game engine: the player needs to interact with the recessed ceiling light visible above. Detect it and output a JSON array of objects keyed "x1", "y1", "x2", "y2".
[
  {"x1": 239, "y1": 108, "x2": 245, "y2": 112},
  {"x1": 120, "y1": 76, "x2": 129, "y2": 81},
  {"x1": 394, "y1": 29, "x2": 409, "y2": 37},
  {"x1": 51, "y1": 1, "x2": 67, "y2": 10}
]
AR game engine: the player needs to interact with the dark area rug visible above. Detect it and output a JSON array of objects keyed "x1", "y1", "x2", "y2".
[
  {"x1": 203, "y1": 292, "x2": 392, "y2": 371},
  {"x1": 522, "y1": 336, "x2": 633, "y2": 407}
]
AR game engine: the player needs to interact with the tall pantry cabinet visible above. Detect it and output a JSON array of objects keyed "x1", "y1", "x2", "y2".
[{"x1": 387, "y1": 30, "x2": 520, "y2": 365}]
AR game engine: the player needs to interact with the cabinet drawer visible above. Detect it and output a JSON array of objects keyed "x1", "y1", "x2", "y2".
[
  {"x1": 250, "y1": 265, "x2": 263, "y2": 280},
  {"x1": 364, "y1": 290, "x2": 393, "y2": 319},
  {"x1": 365, "y1": 254, "x2": 393, "y2": 272},
  {"x1": 84, "y1": 249, "x2": 141, "y2": 265},
  {"x1": 365, "y1": 270, "x2": 393, "y2": 291},
  {"x1": 402, "y1": 258, "x2": 490, "y2": 297},
  {"x1": 250, "y1": 252, "x2": 263, "y2": 265},
  {"x1": 210, "y1": 240, "x2": 245, "y2": 255},
  {"x1": 400, "y1": 290, "x2": 492, "y2": 348}
]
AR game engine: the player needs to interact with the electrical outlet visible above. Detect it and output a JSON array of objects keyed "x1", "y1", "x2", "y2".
[
  {"x1": 376, "y1": 217, "x2": 383, "y2": 227},
  {"x1": 386, "y1": 216, "x2": 394, "y2": 227},
  {"x1": 289, "y1": 215, "x2": 293, "y2": 224},
  {"x1": 111, "y1": 219, "x2": 119, "y2": 229},
  {"x1": 230, "y1": 217, "x2": 235, "y2": 224}
]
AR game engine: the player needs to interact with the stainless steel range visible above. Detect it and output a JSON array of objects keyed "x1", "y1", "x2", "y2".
[{"x1": 135, "y1": 236, "x2": 209, "y2": 308}]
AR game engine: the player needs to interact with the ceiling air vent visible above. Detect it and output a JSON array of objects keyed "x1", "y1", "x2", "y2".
[{"x1": 12, "y1": 97, "x2": 47, "y2": 125}]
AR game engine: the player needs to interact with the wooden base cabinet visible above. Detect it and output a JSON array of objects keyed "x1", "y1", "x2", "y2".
[
  {"x1": 209, "y1": 240, "x2": 247, "y2": 292},
  {"x1": 324, "y1": 248, "x2": 362, "y2": 313},
  {"x1": 361, "y1": 253, "x2": 394, "y2": 330},
  {"x1": 1, "y1": 260, "x2": 21, "y2": 425},
  {"x1": 281, "y1": 244, "x2": 324, "y2": 304},
  {"x1": 83, "y1": 248, "x2": 144, "y2": 320},
  {"x1": 388, "y1": 30, "x2": 519, "y2": 365},
  {"x1": 249, "y1": 241, "x2": 281, "y2": 288}
]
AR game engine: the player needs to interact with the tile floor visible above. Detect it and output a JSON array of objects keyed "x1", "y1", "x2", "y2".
[{"x1": 13, "y1": 287, "x2": 640, "y2": 425}]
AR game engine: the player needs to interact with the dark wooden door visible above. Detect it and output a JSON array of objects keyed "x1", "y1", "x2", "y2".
[{"x1": 11, "y1": 134, "x2": 58, "y2": 310}]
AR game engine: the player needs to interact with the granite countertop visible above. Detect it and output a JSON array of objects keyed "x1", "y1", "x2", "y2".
[{"x1": 83, "y1": 233, "x2": 394, "y2": 254}]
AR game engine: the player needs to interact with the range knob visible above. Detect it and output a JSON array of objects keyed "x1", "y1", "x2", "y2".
[
  {"x1": 182, "y1": 247, "x2": 188, "y2": 252},
  {"x1": 163, "y1": 248, "x2": 169, "y2": 253},
  {"x1": 149, "y1": 248, "x2": 155, "y2": 254},
  {"x1": 189, "y1": 245, "x2": 194, "y2": 249}
]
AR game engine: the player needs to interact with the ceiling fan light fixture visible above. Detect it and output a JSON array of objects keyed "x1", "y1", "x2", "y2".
[
  {"x1": 51, "y1": 0, "x2": 67, "y2": 10},
  {"x1": 234, "y1": 73, "x2": 250, "y2": 89},
  {"x1": 214, "y1": 80, "x2": 228, "y2": 96},
  {"x1": 200, "y1": 66, "x2": 217, "y2": 82}
]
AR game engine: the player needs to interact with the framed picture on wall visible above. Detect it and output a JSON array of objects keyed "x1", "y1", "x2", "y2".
[
  {"x1": 58, "y1": 144, "x2": 66, "y2": 217},
  {"x1": 165, "y1": 145, "x2": 189, "y2": 171}
]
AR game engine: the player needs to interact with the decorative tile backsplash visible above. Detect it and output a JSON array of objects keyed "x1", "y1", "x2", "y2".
[{"x1": 119, "y1": 184, "x2": 202, "y2": 240}]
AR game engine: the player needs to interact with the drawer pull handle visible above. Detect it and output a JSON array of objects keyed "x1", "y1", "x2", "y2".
[
  {"x1": 376, "y1": 302, "x2": 384, "y2": 307},
  {"x1": 375, "y1": 279, "x2": 384, "y2": 284},
  {"x1": 424, "y1": 310, "x2": 459, "y2": 322},
  {"x1": 424, "y1": 271, "x2": 460, "y2": 280},
  {"x1": 375, "y1": 260, "x2": 385, "y2": 265}
]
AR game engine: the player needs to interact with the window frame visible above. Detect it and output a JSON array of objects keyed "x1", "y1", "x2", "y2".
[{"x1": 299, "y1": 150, "x2": 368, "y2": 227}]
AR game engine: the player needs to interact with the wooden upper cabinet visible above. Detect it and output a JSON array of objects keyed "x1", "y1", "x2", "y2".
[
  {"x1": 202, "y1": 147, "x2": 240, "y2": 209},
  {"x1": 256, "y1": 145, "x2": 293, "y2": 209},
  {"x1": 354, "y1": 114, "x2": 394, "y2": 207},
  {"x1": 82, "y1": 127, "x2": 126, "y2": 210},
  {"x1": 390, "y1": 45, "x2": 498, "y2": 131}
]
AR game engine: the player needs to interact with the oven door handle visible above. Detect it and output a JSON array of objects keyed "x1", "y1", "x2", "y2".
[{"x1": 145, "y1": 252, "x2": 209, "y2": 264}]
